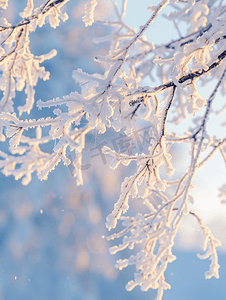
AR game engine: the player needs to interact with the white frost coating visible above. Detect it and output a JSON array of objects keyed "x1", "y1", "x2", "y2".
[
  {"x1": 0, "y1": 1, "x2": 226, "y2": 299},
  {"x1": 0, "y1": 0, "x2": 8, "y2": 9},
  {"x1": 115, "y1": 258, "x2": 129, "y2": 270},
  {"x1": 19, "y1": 0, "x2": 34, "y2": 18},
  {"x1": 105, "y1": 175, "x2": 134, "y2": 229},
  {"x1": 109, "y1": 242, "x2": 130, "y2": 255},
  {"x1": 82, "y1": 0, "x2": 98, "y2": 27},
  {"x1": 38, "y1": 153, "x2": 62, "y2": 181},
  {"x1": 197, "y1": 229, "x2": 222, "y2": 279}
]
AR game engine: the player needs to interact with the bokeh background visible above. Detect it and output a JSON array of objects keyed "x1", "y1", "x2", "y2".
[{"x1": 0, "y1": 1, "x2": 225, "y2": 299}]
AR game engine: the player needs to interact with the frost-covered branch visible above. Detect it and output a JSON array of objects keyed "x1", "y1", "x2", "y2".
[{"x1": 0, "y1": 1, "x2": 226, "y2": 299}]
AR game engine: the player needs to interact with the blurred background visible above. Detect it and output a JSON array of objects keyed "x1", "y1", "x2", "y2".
[{"x1": 0, "y1": 1, "x2": 225, "y2": 299}]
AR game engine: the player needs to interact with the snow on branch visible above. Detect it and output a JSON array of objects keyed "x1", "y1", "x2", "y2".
[
  {"x1": 0, "y1": 1, "x2": 226, "y2": 299},
  {"x1": 82, "y1": 0, "x2": 98, "y2": 27}
]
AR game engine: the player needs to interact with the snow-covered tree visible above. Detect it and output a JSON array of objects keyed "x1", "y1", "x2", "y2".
[{"x1": 0, "y1": 0, "x2": 226, "y2": 299}]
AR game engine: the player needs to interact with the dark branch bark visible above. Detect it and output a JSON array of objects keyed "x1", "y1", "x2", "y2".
[{"x1": 129, "y1": 48, "x2": 226, "y2": 106}]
